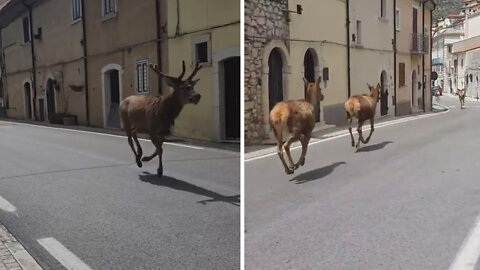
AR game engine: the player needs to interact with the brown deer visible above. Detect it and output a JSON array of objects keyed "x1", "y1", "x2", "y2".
[
  {"x1": 119, "y1": 61, "x2": 202, "y2": 177},
  {"x1": 270, "y1": 78, "x2": 324, "y2": 175},
  {"x1": 345, "y1": 83, "x2": 380, "y2": 150},
  {"x1": 458, "y1": 89, "x2": 466, "y2": 109}
]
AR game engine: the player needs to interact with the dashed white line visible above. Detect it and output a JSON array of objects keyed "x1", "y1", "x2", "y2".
[
  {"x1": 449, "y1": 214, "x2": 480, "y2": 270},
  {"x1": 38, "y1": 237, "x2": 92, "y2": 270},
  {"x1": 0, "y1": 120, "x2": 204, "y2": 150},
  {"x1": 0, "y1": 195, "x2": 16, "y2": 213}
]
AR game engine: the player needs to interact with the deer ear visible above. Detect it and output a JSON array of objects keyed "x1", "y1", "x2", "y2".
[
  {"x1": 303, "y1": 77, "x2": 309, "y2": 85},
  {"x1": 376, "y1": 83, "x2": 381, "y2": 89},
  {"x1": 367, "y1": 83, "x2": 371, "y2": 88}
]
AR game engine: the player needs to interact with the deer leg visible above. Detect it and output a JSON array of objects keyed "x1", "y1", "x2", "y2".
[
  {"x1": 294, "y1": 134, "x2": 311, "y2": 169},
  {"x1": 356, "y1": 121, "x2": 365, "y2": 148},
  {"x1": 283, "y1": 133, "x2": 301, "y2": 171},
  {"x1": 347, "y1": 114, "x2": 355, "y2": 147},
  {"x1": 363, "y1": 118, "x2": 375, "y2": 144},
  {"x1": 132, "y1": 130, "x2": 143, "y2": 168},
  {"x1": 142, "y1": 132, "x2": 161, "y2": 162},
  {"x1": 149, "y1": 132, "x2": 165, "y2": 177},
  {"x1": 276, "y1": 141, "x2": 293, "y2": 175}
]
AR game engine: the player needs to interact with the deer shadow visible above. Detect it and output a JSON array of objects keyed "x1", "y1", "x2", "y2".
[
  {"x1": 139, "y1": 172, "x2": 240, "y2": 206},
  {"x1": 290, "y1": 162, "x2": 346, "y2": 184},
  {"x1": 356, "y1": 141, "x2": 393, "y2": 153}
]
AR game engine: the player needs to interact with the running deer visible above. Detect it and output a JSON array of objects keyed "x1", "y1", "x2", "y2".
[
  {"x1": 345, "y1": 83, "x2": 380, "y2": 150},
  {"x1": 119, "y1": 61, "x2": 202, "y2": 177},
  {"x1": 270, "y1": 78, "x2": 324, "y2": 175},
  {"x1": 458, "y1": 89, "x2": 466, "y2": 109}
]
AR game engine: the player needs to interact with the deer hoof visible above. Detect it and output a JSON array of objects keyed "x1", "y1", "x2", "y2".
[
  {"x1": 157, "y1": 169, "x2": 163, "y2": 178},
  {"x1": 351, "y1": 141, "x2": 355, "y2": 147},
  {"x1": 136, "y1": 159, "x2": 143, "y2": 168},
  {"x1": 285, "y1": 168, "x2": 294, "y2": 175},
  {"x1": 141, "y1": 156, "x2": 150, "y2": 162}
]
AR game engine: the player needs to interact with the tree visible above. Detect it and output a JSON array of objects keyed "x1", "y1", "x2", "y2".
[{"x1": 433, "y1": 0, "x2": 463, "y2": 22}]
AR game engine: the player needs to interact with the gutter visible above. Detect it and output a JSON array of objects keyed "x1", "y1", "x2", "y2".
[
  {"x1": 81, "y1": 0, "x2": 89, "y2": 125},
  {"x1": 422, "y1": 1, "x2": 425, "y2": 112},
  {"x1": 346, "y1": 0, "x2": 351, "y2": 98}
]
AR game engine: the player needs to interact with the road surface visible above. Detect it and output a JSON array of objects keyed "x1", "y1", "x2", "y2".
[
  {"x1": 0, "y1": 121, "x2": 239, "y2": 270},
  {"x1": 245, "y1": 96, "x2": 480, "y2": 270}
]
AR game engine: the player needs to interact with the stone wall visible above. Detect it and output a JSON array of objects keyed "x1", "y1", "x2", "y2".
[{"x1": 244, "y1": 0, "x2": 289, "y2": 143}]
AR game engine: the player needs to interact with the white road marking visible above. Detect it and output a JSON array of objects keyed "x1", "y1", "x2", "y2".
[
  {"x1": 38, "y1": 238, "x2": 92, "y2": 270},
  {"x1": 0, "y1": 195, "x2": 16, "y2": 213},
  {"x1": 245, "y1": 109, "x2": 449, "y2": 162},
  {"x1": 0, "y1": 120, "x2": 204, "y2": 150},
  {"x1": 449, "y1": 214, "x2": 480, "y2": 270}
]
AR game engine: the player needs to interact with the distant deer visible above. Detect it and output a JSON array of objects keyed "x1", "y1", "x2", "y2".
[
  {"x1": 458, "y1": 89, "x2": 466, "y2": 109},
  {"x1": 345, "y1": 83, "x2": 380, "y2": 150},
  {"x1": 119, "y1": 61, "x2": 202, "y2": 177},
  {"x1": 270, "y1": 78, "x2": 324, "y2": 174}
]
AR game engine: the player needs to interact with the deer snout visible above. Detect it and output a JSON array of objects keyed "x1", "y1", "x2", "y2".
[
  {"x1": 190, "y1": 93, "x2": 201, "y2": 104},
  {"x1": 319, "y1": 93, "x2": 325, "y2": 102}
]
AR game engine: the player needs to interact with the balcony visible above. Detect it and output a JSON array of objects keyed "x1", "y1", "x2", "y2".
[{"x1": 411, "y1": 33, "x2": 429, "y2": 54}]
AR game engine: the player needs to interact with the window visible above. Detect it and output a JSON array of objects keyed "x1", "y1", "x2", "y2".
[
  {"x1": 448, "y1": 44, "x2": 452, "y2": 53},
  {"x1": 192, "y1": 34, "x2": 211, "y2": 64},
  {"x1": 399, "y1": 63, "x2": 405, "y2": 86},
  {"x1": 103, "y1": 0, "x2": 116, "y2": 17},
  {"x1": 72, "y1": 0, "x2": 82, "y2": 21},
  {"x1": 135, "y1": 60, "x2": 149, "y2": 93},
  {"x1": 461, "y1": 59, "x2": 464, "y2": 67},
  {"x1": 22, "y1": 16, "x2": 31, "y2": 43},
  {"x1": 381, "y1": 0, "x2": 387, "y2": 18},
  {"x1": 195, "y1": 42, "x2": 208, "y2": 63},
  {"x1": 356, "y1": 20, "x2": 362, "y2": 45},
  {"x1": 395, "y1": 9, "x2": 401, "y2": 31}
]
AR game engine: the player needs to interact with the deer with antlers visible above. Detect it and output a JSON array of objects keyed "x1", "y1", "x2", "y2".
[
  {"x1": 345, "y1": 83, "x2": 380, "y2": 150},
  {"x1": 119, "y1": 61, "x2": 202, "y2": 177},
  {"x1": 270, "y1": 78, "x2": 324, "y2": 174}
]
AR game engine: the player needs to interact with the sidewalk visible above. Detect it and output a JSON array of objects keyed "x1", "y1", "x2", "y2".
[
  {"x1": 0, "y1": 118, "x2": 239, "y2": 152},
  {"x1": 0, "y1": 224, "x2": 42, "y2": 270}
]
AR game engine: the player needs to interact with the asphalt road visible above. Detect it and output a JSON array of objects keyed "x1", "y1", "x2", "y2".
[
  {"x1": 0, "y1": 122, "x2": 239, "y2": 270},
  {"x1": 245, "y1": 96, "x2": 480, "y2": 270}
]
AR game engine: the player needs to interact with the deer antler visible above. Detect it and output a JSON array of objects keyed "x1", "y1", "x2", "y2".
[
  {"x1": 186, "y1": 62, "x2": 202, "y2": 82},
  {"x1": 177, "y1": 61, "x2": 186, "y2": 81}
]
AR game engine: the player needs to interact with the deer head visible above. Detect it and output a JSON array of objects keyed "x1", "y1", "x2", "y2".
[
  {"x1": 303, "y1": 77, "x2": 324, "y2": 104},
  {"x1": 150, "y1": 61, "x2": 203, "y2": 105},
  {"x1": 366, "y1": 83, "x2": 381, "y2": 102}
]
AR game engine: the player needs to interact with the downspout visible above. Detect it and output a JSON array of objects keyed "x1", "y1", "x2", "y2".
[
  {"x1": 393, "y1": 0, "x2": 397, "y2": 116},
  {"x1": 430, "y1": 6, "x2": 434, "y2": 110},
  {"x1": 346, "y1": 0, "x2": 351, "y2": 97},
  {"x1": 422, "y1": 1, "x2": 425, "y2": 112},
  {"x1": 81, "y1": 0, "x2": 89, "y2": 125},
  {"x1": 155, "y1": 0, "x2": 163, "y2": 95},
  {"x1": 26, "y1": 3, "x2": 37, "y2": 120}
]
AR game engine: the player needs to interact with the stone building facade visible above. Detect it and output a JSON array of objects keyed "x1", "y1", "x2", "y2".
[{"x1": 244, "y1": 0, "x2": 289, "y2": 143}]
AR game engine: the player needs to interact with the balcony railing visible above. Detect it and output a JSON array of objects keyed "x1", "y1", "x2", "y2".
[{"x1": 411, "y1": 33, "x2": 429, "y2": 54}]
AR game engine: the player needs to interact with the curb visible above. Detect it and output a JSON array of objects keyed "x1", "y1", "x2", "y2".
[{"x1": 0, "y1": 224, "x2": 42, "y2": 270}]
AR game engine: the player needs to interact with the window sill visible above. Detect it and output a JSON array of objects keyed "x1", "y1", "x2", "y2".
[
  {"x1": 196, "y1": 61, "x2": 212, "y2": 67},
  {"x1": 396, "y1": 28, "x2": 401, "y2": 32},
  {"x1": 379, "y1": 17, "x2": 388, "y2": 23},
  {"x1": 101, "y1": 12, "x2": 118, "y2": 22},
  {"x1": 71, "y1": 18, "x2": 82, "y2": 25},
  {"x1": 353, "y1": 43, "x2": 364, "y2": 48}
]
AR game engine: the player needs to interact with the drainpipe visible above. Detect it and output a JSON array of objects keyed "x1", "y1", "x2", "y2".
[
  {"x1": 346, "y1": 0, "x2": 351, "y2": 98},
  {"x1": 81, "y1": 0, "x2": 89, "y2": 125},
  {"x1": 26, "y1": 3, "x2": 37, "y2": 120},
  {"x1": 422, "y1": 1, "x2": 425, "y2": 112},
  {"x1": 430, "y1": 7, "x2": 434, "y2": 109},
  {"x1": 155, "y1": 0, "x2": 163, "y2": 95},
  {"x1": 393, "y1": 0, "x2": 397, "y2": 116}
]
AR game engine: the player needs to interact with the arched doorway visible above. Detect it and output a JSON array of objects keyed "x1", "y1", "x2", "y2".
[
  {"x1": 412, "y1": 70, "x2": 417, "y2": 108},
  {"x1": 24, "y1": 82, "x2": 32, "y2": 119},
  {"x1": 380, "y1": 71, "x2": 388, "y2": 116},
  {"x1": 304, "y1": 49, "x2": 320, "y2": 122},
  {"x1": 268, "y1": 48, "x2": 284, "y2": 111},
  {"x1": 223, "y1": 56, "x2": 240, "y2": 140},
  {"x1": 46, "y1": 79, "x2": 56, "y2": 122},
  {"x1": 102, "y1": 65, "x2": 122, "y2": 128}
]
